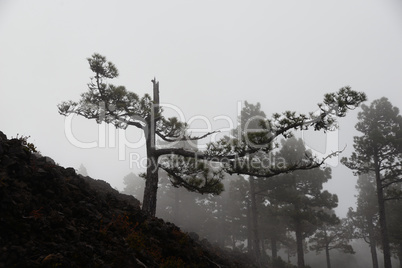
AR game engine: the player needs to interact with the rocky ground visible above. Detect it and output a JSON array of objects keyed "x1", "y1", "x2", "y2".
[{"x1": 0, "y1": 131, "x2": 257, "y2": 267}]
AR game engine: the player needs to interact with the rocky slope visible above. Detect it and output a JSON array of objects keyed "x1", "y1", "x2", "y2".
[{"x1": 0, "y1": 131, "x2": 256, "y2": 267}]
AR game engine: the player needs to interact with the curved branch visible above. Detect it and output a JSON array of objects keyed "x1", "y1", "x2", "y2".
[
  {"x1": 238, "y1": 149, "x2": 343, "y2": 181},
  {"x1": 156, "y1": 130, "x2": 219, "y2": 143}
]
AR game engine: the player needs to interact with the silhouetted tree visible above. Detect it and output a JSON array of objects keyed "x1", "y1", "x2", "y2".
[
  {"x1": 387, "y1": 198, "x2": 402, "y2": 268},
  {"x1": 58, "y1": 54, "x2": 222, "y2": 216},
  {"x1": 342, "y1": 97, "x2": 402, "y2": 268},
  {"x1": 77, "y1": 163, "x2": 88, "y2": 176},
  {"x1": 266, "y1": 137, "x2": 339, "y2": 268},
  {"x1": 226, "y1": 175, "x2": 250, "y2": 251},
  {"x1": 309, "y1": 218, "x2": 355, "y2": 268},
  {"x1": 122, "y1": 172, "x2": 144, "y2": 201},
  {"x1": 218, "y1": 95, "x2": 365, "y2": 265},
  {"x1": 347, "y1": 173, "x2": 380, "y2": 268},
  {"x1": 259, "y1": 203, "x2": 293, "y2": 261},
  {"x1": 59, "y1": 54, "x2": 366, "y2": 218}
]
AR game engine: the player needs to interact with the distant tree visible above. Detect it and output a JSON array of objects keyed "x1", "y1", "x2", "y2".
[
  {"x1": 122, "y1": 168, "x2": 240, "y2": 249},
  {"x1": 122, "y1": 172, "x2": 144, "y2": 201},
  {"x1": 219, "y1": 98, "x2": 366, "y2": 264},
  {"x1": 265, "y1": 137, "x2": 339, "y2": 268},
  {"x1": 230, "y1": 102, "x2": 267, "y2": 261},
  {"x1": 347, "y1": 173, "x2": 380, "y2": 268},
  {"x1": 122, "y1": 170, "x2": 193, "y2": 222},
  {"x1": 342, "y1": 97, "x2": 402, "y2": 268},
  {"x1": 309, "y1": 218, "x2": 355, "y2": 268},
  {"x1": 177, "y1": 87, "x2": 366, "y2": 189},
  {"x1": 77, "y1": 163, "x2": 88, "y2": 176},
  {"x1": 175, "y1": 175, "x2": 247, "y2": 248},
  {"x1": 384, "y1": 177, "x2": 402, "y2": 268},
  {"x1": 157, "y1": 174, "x2": 206, "y2": 232},
  {"x1": 387, "y1": 197, "x2": 402, "y2": 268},
  {"x1": 227, "y1": 176, "x2": 250, "y2": 250},
  {"x1": 187, "y1": 174, "x2": 250, "y2": 249},
  {"x1": 259, "y1": 203, "x2": 293, "y2": 261}
]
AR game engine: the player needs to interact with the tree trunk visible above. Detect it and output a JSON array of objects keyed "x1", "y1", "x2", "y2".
[
  {"x1": 295, "y1": 220, "x2": 305, "y2": 268},
  {"x1": 261, "y1": 238, "x2": 267, "y2": 263},
  {"x1": 370, "y1": 241, "x2": 379, "y2": 268},
  {"x1": 142, "y1": 79, "x2": 160, "y2": 217},
  {"x1": 377, "y1": 186, "x2": 392, "y2": 268},
  {"x1": 325, "y1": 245, "x2": 331, "y2": 268},
  {"x1": 232, "y1": 235, "x2": 236, "y2": 250},
  {"x1": 398, "y1": 244, "x2": 402, "y2": 268},
  {"x1": 249, "y1": 176, "x2": 261, "y2": 263},
  {"x1": 271, "y1": 237, "x2": 278, "y2": 260},
  {"x1": 142, "y1": 153, "x2": 159, "y2": 216},
  {"x1": 367, "y1": 216, "x2": 379, "y2": 268},
  {"x1": 374, "y1": 153, "x2": 392, "y2": 268},
  {"x1": 247, "y1": 198, "x2": 253, "y2": 253}
]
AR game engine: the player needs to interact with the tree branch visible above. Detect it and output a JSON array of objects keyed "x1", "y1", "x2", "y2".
[
  {"x1": 381, "y1": 178, "x2": 402, "y2": 189},
  {"x1": 233, "y1": 150, "x2": 342, "y2": 180},
  {"x1": 159, "y1": 164, "x2": 222, "y2": 195},
  {"x1": 155, "y1": 130, "x2": 219, "y2": 143}
]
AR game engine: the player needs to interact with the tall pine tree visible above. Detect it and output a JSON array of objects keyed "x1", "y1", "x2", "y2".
[
  {"x1": 266, "y1": 137, "x2": 339, "y2": 268},
  {"x1": 342, "y1": 97, "x2": 402, "y2": 268}
]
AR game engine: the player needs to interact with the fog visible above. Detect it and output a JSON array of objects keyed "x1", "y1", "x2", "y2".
[
  {"x1": 122, "y1": 170, "x2": 401, "y2": 268},
  {"x1": 1, "y1": 1, "x2": 402, "y2": 266}
]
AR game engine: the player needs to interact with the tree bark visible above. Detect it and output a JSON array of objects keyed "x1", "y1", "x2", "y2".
[
  {"x1": 367, "y1": 216, "x2": 379, "y2": 268},
  {"x1": 321, "y1": 226, "x2": 331, "y2": 268},
  {"x1": 142, "y1": 153, "x2": 159, "y2": 216},
  {"x1": 325, "y1": 245, "x2": 331, "y2": 268},
  {"x1": 142, "y1": 79, "x2": 160, "y2": 216},
  {"x1": 374, "y1": 152, "x2": 392, "y2": 268},
  {"x1": 376, "y1": 183, "x2": 392, "y2": 268}
]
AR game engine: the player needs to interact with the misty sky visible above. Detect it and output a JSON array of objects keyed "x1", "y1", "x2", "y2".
[{"x1": 1, "y1": 0, "x2": 402, "y2": 217}]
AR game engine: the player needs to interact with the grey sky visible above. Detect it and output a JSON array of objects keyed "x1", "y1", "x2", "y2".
[{"x1": 1, "y1": 0, "x2": 402, "y2": 217}]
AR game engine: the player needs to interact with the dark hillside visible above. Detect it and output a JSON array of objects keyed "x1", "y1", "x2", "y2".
[{"x1": 0, "y1": 131, "x2": 256, "y2": 267}]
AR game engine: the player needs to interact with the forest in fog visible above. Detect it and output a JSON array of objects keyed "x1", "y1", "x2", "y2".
[
  {"x1": 2, "y1": 2, "x2": 402, "y2": 268},
  {"x1": 119, "y1": 100, "x2": 402, "y2": 268},
  {"x1": 120, "y1": 103, "x2": 402, "y2": 268},
  {"x1": 63, "y1": 54, "x2": 401, "y2": 268}
]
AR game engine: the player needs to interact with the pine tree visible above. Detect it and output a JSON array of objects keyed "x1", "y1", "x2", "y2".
[
  {"x1": 347, "y1": 173, "x2": 379, "y2": 268},
  {"x1": 122, "y1": 172, "x2": 144, "y2": 201},
  {"x1": 387, "y1": 197, "x2": 402, "y2": 268},
  {"x1": 266, "y1": 137, "x2": 339, "y2": 268},
  {"x1": 77, "y1": 163, "x2": 88, "y2": 176},
  {"x1": 342, "y1": 97, "x2": 402, "y2": 268},
  {"x1": 309, "y1": 218, "x2": 355, "y2": 268},
  {"x1": 59, "y1": 54, "x2": 222, "y2": 216},
  {"x1": 59, "y1": 54, "x2": 366, "y2": 217}
]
